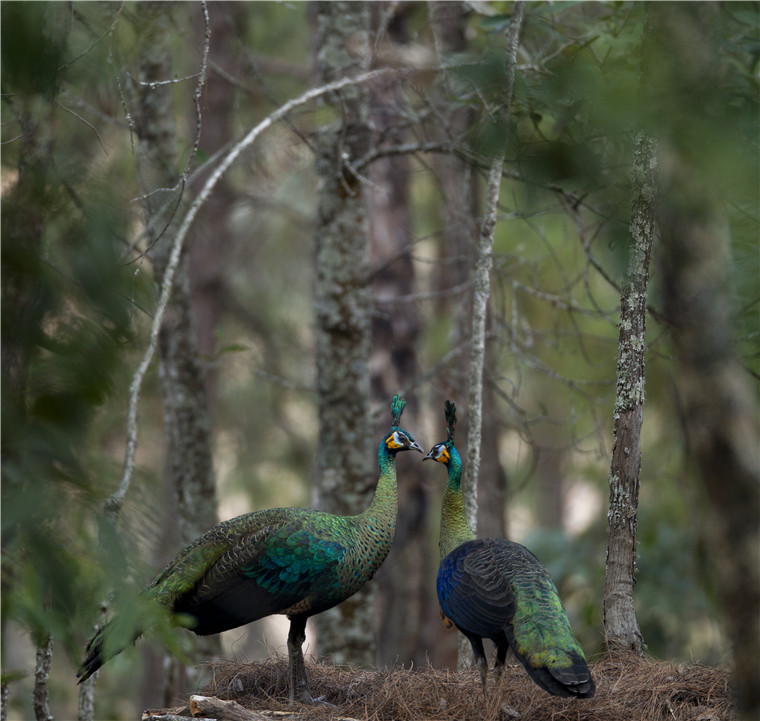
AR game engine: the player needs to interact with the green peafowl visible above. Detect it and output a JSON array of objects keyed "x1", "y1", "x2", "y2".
[
  {"x1": 78, "y1": 395, "x2": 423, "y2": 704},
  {"x1": 424, "y1": 401, "x2": 595, "y2": 699}
]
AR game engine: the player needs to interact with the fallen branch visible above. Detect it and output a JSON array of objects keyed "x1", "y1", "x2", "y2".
[{"x1": 190, "y1": 695, "x2": 265, "y2": 720}]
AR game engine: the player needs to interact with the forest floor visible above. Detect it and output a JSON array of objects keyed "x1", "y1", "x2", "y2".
[{"x1": 144, "y1": 651, "x2": 733, "y2": 721}]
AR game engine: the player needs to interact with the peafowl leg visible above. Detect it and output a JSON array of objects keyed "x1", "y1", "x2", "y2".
[
  {"x1": 287, "y1": 615, "x2": 312, "y2": 704},
  {"x1": 467, "y1": 635, "x2": 489, "y2": 695},
  {"x1": 495, "y1": 635, "x2": 508, "y2": 674}
]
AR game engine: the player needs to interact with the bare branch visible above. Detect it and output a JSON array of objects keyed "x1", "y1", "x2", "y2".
[
  {"x1": 463, "y1": 0, "x2": 525, "y2": 533},
  {"x1": 109, "y1": 67, "x2": 394, "y2": 517}
]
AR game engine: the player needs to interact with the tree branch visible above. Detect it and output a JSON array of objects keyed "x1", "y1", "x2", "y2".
[
  {"x1": 108, "y1": 66, "x2": 394, "y2": 519},
  {"x1": 462, "y1": 0, "x2": 525, "y2": 533}
]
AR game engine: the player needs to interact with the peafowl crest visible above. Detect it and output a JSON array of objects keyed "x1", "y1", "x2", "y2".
[
  {"x1": 78, "y1": 394, "x2": 422, "y2": 705},
  {"x1": 425, "y1": 400, "x2": 595, "y2": 699}
]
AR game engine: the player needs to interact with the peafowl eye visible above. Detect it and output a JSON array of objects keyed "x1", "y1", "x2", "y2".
[
  {"x1": 78, "y1": 394, "x2": 421, "y2": 705},
  {"x1": 429, "y1": 400, "x2": 595, "y2": 699}
]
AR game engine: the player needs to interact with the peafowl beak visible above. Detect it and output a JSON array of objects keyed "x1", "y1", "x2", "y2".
[
  {"x1": 422, "y1": 444, "x2": 449, "y2": 464},
  {"x1": 408, "y1": 439, "x2": 424, "y2": 454}
]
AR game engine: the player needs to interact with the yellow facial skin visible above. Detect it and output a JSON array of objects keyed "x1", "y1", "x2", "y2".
[
  {"x1": 386, "y1": 431, "x2": 405, "y2": 450},
  {"x1": 425, "y1": 444, "x2": 449, "y2": 464}
]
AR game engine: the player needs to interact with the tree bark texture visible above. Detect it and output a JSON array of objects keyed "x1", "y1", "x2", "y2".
[
  {"x1": 313, "y1": 0, "x2": 375, "y2": 666},
  {"x1": 459, "y1": 0, "x2": 524, "y2": 670},
  {"x1": 367, "y1": 4, "x2": 429, "y2": 668},
  {"x1": 130, "y1": 3, "x2": 220, "y2": 704},
  {"x1": 32, "y1": 632, "x2": 54, "y2": 721},
  {"x1": 462, "y1": 0, "x2": 524, "y2": 540},
  {"x1": 602, "y1": 131, "x2": 655, "y2": 654}
]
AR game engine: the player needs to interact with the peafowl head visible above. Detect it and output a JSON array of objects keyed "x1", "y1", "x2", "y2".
[
  {"x1": 384, "y1": 394, "x2": 424, "y2": 455},
  {"x1": 423, "y1": 400, "x2": 462, "y2": 476}
]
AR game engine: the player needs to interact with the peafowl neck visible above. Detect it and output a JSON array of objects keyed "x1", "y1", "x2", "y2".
[
  {"x1": 438, "y1": 447, "x2": 475, "y2": 559},
  {"x1": 351, "y1": 438, "x2": 399, "y2": 569},
  {"x1": 364, "y1": 438, "x2": 399, "y2": 522}
]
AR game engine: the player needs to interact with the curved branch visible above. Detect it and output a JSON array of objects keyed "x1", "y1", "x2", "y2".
[{"x1": 108, "y1": 67, "x2": 394, "y2": 518}]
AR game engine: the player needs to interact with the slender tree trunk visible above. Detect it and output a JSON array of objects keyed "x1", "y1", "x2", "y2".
[
  {"x1": 129, "y1": 3, "x2": 219, "y2": 703},
  {"x1": 428, "y1": 1, "x2": 508, "y2": 547},
  {"x1": 367, "y1": 3, "x2": 428, "y2": 668},
  {"x1": 32, "y1": 632, "x2": 54, "y2": 721},
  {"x1": 602, "y1": 131, "x2": 655, "y2": 654},
  {"x1": 189, "y1": 2, "x2": 242, "y2": 407},
  {"x1": 654, "y1": 11, "x2": 759, "y2": 718},
  {"x1": 661, "y1": 175, "x2": 760, "y2": 721},
  {"x1": 428, "y1": 1, "x2": 480, "y2": 670},
  {"x1": 460, "y1": 0, "x2": 524, "y2": 669},
  {"x1": 462, "y1": 0, "x2": 524, "y2": 536},
  {"x1": 312, "y1": 0, "x2": 375, "y2": 666},
  {"x1": 534, "y1": 446, "x2": 566, "y2": 529}
]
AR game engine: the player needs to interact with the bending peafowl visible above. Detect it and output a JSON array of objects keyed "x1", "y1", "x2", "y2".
[
  {"x1": 424, "y1": 401, "x2": 595, "y2": 698},
  {"x1": 78, "y1": 395, "x2": 423, "y2": 703}
]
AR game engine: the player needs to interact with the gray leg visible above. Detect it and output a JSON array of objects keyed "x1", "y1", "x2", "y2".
[
  {"x1": 468, "y1": 635, "x2": 489, "y2": 695},
  {"x1": 287, "y1": 616, "x2": 312, "y2": 704},
  {"x1": 495, "y1": 635, "x2": 508, "y2": 675}
]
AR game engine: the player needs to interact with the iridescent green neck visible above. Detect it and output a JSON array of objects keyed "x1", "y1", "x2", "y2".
[
  {"x1": 349, "y1": 436, "x2": 399, "y2": 574},
  {"x1": 438, "y1": 444, "x2": 475, "y2": 559},
  {"x1": 361, "y1": 434, "x2": 399, "y2": 522}
]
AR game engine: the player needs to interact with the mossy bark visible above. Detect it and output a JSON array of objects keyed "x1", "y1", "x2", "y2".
[
  {"x1": 602, "y1": 131, "x2": 655, "y2": 655},
  {"x1": 130, "y1": 3, "x2": 219, "y2": 702},
  {"x1": 312, "y1": 0, "x2": 375, "y2": 667}
]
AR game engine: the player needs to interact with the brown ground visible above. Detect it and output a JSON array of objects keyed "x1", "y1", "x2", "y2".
[{"x1": 147, "y1": 652, "x2": 734, "y2": 721}]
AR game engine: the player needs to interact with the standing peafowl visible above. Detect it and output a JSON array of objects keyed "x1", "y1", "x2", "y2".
[
  {"x1": 78, "y1": 395, "x2": 423, "y2": 703},
  {"x1": 424, "y1": 401, "x2": 595, "y2": 699}
]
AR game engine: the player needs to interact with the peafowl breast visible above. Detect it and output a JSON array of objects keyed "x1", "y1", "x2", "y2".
[
  {"x1": 78, "y1": 395, "x2": 422, "y2": 704},
  {"x1": 424, "y1": 401, "x2": 595, "y2": 699}
]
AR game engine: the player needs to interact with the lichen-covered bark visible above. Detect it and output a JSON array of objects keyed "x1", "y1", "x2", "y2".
[
  {"x1": 313, "y1": 1, "x2": 375, "y2": 666},
  {"x1": 602, "y1": 132, "x2": 656, "y2": 654},
  {"x1": 130, "y1": 3, "x2": 219, "y2": 701},
  {"x1": 32, "y1": 632, "x2": 53, "y2": 721},
  {"x1": 462, "y1": 0, "x2": 524, "y2": 542}
]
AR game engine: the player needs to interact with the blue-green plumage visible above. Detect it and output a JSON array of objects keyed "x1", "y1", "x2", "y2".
[
  {"x1": 78, "y1": 395, "x2": 422, "y2": 703},
  {"x1": 425, "y1": 401, "x2": 594, "y2": 699}
]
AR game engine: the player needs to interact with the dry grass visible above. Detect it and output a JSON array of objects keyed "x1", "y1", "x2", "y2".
[{"x1": 199, "y1": 651, "x2": 734, "y2": 721}]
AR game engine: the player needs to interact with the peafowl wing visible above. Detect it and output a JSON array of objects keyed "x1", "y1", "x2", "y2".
[
  {"x1": 437, "y1": 538, "x2": 595, "y2": 698},
  {"x1": 173, "y1": 512, "x2": 351, "y2": 634}
]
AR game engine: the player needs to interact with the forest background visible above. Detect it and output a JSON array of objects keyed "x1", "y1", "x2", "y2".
[{"x1": 2, "y1": 2, "x2": 758, "y2": 720}]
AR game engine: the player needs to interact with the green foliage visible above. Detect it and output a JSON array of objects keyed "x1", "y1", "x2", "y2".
[
  {"x1": 1, "y1": 3, "x2": 68, "y2": 98},
  {"x1": 1, "y1": 1, "x2": 757, "y2": 716}
]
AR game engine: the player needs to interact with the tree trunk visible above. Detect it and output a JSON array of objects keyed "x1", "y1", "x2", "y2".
[
  {"x1": 655, "y1": 11, "x2": 759, "y2": 716},
  {"x1": 367, "y1": 3, "x2": 428, "y2": 668},
  {"x1": 312, "y1": 0, "x2": 375, "y2": 666},
  {"x1": 602, "y1": 131, "x2": 655, "y2": 654},
  {"x1": 460, "y1": 0, "x2": 525, "y2": 669},
  {"x1": 462, "y1": 0, "x2": 524, "y2": 537},
  {"x1": 129, "y1": 3, "x2": 219, "y2": 703},
  {"x1": 428, "y1": 1, "x2": 508, "y2": 546},
  {"x1": 534, "y1": 446, "x2": 566, "y2": 530},
  {"x1": 32, "y1": 632, "x2": 54, "y2": 721},
  {"x1": 188, "y1": 2, "x2": 243, "y2": 407},
  {"x1": 661, "y1": 179, "x2": 760, "y2": 721}
]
